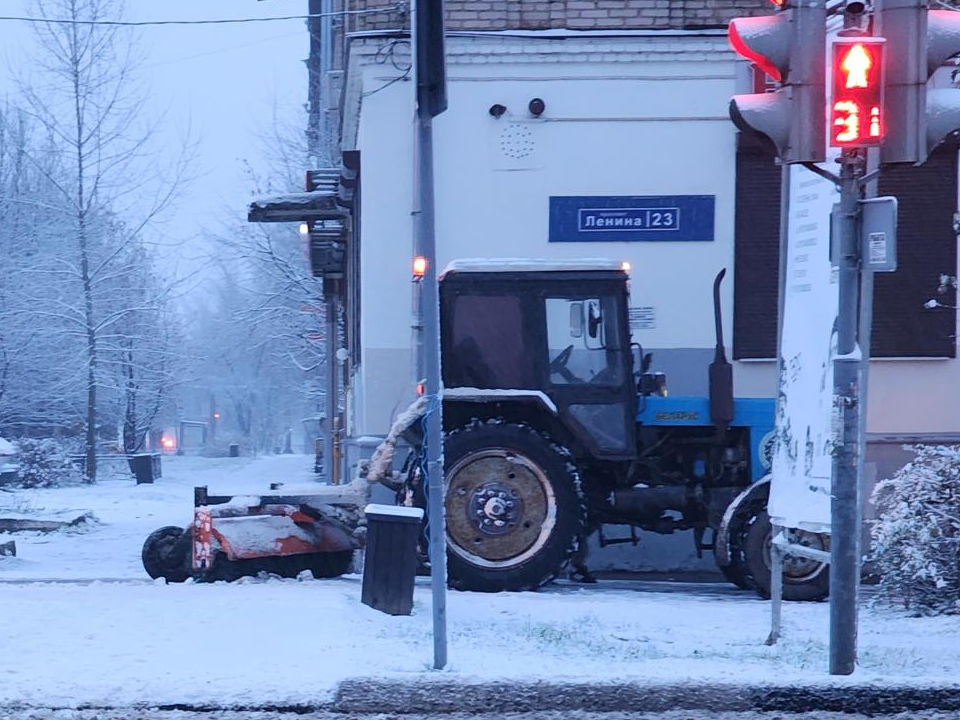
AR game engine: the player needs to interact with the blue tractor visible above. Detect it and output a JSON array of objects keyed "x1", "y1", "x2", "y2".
[{"x1": 400, "y1": 260, "x2": 829, "y2": 600}]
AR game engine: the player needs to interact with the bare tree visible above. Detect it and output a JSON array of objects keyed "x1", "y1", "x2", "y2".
[{"x1": 15, "y1": 0, "x2": 191, "y2": 477}]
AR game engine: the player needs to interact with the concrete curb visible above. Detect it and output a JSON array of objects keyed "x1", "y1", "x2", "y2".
[{"x1": 332, "y1": 679, "x2": 960, "y2": 715}]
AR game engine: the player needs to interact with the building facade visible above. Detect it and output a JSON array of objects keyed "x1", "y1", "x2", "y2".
[{"x1": 318, "y1": 0, "x2": 959, "y2": 569}]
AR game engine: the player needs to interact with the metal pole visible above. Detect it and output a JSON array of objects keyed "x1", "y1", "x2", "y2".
[
  {"x1": 306, "y1": 0, "x2": 336, "y2": 484},
  {"x1": 412, "y1": 0, "x2": 448, "y2": 670},
  {"x1": 829, "y1": 149, "x2": 864, "y2": 676},
  {"x1": 320, "y1": 0, "x2": 334, "y2": 164},
  {"x1": 324, "y1": 283, "x2": 338, "y2": 484},
  {"x1": 856, "y1": 150, "x2": 878, "y2": 583},
  {"x1": 768, "y1": 162, "x2": 792, "y2": 646},
  {"x1": 307, "y1": 0, "x2": 322, "y2": 165},
  {"x1": 766, "y1": 525, "x2": 784, "y2": 645}
]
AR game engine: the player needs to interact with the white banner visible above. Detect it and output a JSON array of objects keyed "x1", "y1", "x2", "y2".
[{"x1": 768, "y1": 160, "x2": 839, "y2": 532}]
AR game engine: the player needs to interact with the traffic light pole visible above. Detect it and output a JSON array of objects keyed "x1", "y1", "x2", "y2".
[
  {"x1": 829, "y1": 148, "x2": 865, "y2": 676},
  {"x1": 412, "y1": 0, "x2": 448, "y2": 670}
]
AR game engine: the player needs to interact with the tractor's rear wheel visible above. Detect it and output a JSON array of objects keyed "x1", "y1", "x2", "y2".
[
  {"x1": 744, "y1": 508, "x2": 830, "y2": 601},
  {"x1": 142, "y1": 526, "x2": 191, "y2": 583},
  {"x1": 443, "y1": 420, "x2": 583, "y2": 592}
]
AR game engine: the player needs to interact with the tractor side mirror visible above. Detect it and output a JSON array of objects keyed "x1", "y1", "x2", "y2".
[
  {"x1": 631, "y1": 343, "x2": 642, "y2": 373},
  {"x1": 586, "y1": 299, "x2": 602, "y2": 340},
  {"x1": 569, "y1": 301, "x2": 584, "y2": 338},
  {"x1": 631, "y1": 345, "x2": 654, "y2": 377}
]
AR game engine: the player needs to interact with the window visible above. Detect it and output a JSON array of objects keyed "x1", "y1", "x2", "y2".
[
  {"x1": 545, "y1": 296, "x2": 622, "y2": 386},
  {"x1": 733, "y1": 133, "x2": 782, "y2": 360},
  {"x1": 446, "y1": 294, "x2": 537, "y2": 389},
  {"x1": 873, "y1": 138, "x2": 957, "y2": 358},
  {"x1": 732, "y1": 133, "x2": 957, "y2": 360}
]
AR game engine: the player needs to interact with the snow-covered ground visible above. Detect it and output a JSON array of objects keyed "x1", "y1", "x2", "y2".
[{"x1": 0, "y1": 455, "x2": 958, "y2": 709}]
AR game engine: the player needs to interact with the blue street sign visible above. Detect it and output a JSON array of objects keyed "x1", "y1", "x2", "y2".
[{"x1": 549, "y1": 195, "x2": 716, "y2": 242}]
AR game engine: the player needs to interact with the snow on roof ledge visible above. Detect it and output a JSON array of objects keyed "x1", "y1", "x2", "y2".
[{"x1": 442, "y1": 258, "x2": 627, "y2": 276}]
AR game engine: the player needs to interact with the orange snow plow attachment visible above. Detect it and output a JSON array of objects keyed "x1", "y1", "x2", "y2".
[{"x1": 142, "y1": 485, "x2": 364, "y2": 583}]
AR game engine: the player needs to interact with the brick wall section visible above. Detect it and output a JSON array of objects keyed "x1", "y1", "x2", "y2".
[{"x1": 354, "y1": 0, "x2": 773, "y2": 32}]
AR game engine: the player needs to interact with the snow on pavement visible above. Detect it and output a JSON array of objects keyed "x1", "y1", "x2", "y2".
[
  {"x1": 0, "y1": 455, "x2": 958, "y2": 709},
  {"x1": 0, "y1": 575, "x2": 958, "y2": 708}
]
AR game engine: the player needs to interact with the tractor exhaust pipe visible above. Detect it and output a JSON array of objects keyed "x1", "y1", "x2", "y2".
[{"x1": 709, "y1": 268, "x2": 734, "y2": 432}]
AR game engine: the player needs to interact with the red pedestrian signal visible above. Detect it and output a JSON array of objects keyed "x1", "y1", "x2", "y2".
[{"x1": 831, "y1": 39, "x2": 885, "y2": 147}]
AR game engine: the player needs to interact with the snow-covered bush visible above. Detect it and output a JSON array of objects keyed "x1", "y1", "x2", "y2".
[
  {"x1": 870, "y1": 445, "x2": 960, "y2": 615},
  {"x1": 12, "y1": 439, "x2": 88, "y2": 488}
]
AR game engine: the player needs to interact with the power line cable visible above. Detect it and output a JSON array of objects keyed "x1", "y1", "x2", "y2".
[{"x1": 0, "y1": 6, "x2": 405, "y2": 28}]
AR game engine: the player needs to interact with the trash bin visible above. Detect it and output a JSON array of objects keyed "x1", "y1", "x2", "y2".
[
  {"x1": 130, "y1": 453, "x2": 156, "y2": 484},
  {"x1": 229, "y1": 443, "x2": 240, "y2": 458},
  {"x1": 361, "y1": 504, "x2": 425, "y2": 616}
]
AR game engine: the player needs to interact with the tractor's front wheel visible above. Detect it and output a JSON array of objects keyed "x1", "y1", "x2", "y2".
[{"x1": 443, "y1": 420, "x2": 583, "y2": 592}]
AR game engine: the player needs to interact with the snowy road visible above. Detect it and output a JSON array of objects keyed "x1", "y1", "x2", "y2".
[
  {"x1": 4, "y1": 711, "x2": 960, "y2": 719},
  {"x1": 1, "y1": 455, "x2": 959, "y2": 711}
]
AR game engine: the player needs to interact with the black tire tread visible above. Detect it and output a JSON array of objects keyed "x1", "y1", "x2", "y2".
[
  {"x1": 716, "y1": 492, "x2": 767, "y2": 592},
  {"x1": 142, "y1": 525, "x2": 191, "y2": 583}
]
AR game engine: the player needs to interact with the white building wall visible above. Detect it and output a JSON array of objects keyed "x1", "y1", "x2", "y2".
[
  {"x1": 352, "y1": 32, "x2": 763, "y2": 436},
  {"x1": 341, "y1": 30, "x2": 960, "y2": 571},
  {"x1": 348, "y1": 30, "x2": 960, "y2": 447}
]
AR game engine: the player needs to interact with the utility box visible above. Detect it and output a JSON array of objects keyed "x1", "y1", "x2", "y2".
[
  {"x1": 361, "y1": 504, "x2": 424, "y2": 616},
  {"x1": 229, "y1": 443, "x2": 240, "y2": 458},
  {"x1": 131, "y1": 453, "x2": 160, "y2": 484}
]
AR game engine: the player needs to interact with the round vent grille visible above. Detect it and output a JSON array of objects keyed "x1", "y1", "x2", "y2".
[{"x1": 499, "y1": 123, "x2": 535, "y2": 160}]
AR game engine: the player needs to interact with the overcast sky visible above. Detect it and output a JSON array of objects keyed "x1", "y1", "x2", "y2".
[{"x1": 0, "y1": 0, "x2": 309, "y2": 275}]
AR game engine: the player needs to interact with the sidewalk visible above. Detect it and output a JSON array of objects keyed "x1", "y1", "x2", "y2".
[{"x1": 0, "y1": 575, "x2": 957, "y2": 711}]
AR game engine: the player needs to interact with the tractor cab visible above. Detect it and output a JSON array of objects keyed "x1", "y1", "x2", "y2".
[{"x1": 439, "y1": 259, "x2": 640, "y2": 460}]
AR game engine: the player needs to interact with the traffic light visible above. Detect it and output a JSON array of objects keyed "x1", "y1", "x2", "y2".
[
  {"x1": 831, "y1": 38, "x2": 886, "y2": 147},
  {"x1": 877, "y1": 0, "x2": 960, "y2": 164},
  {"x1": 728, "y1": 0, "x2": 826, "y2": 164}
]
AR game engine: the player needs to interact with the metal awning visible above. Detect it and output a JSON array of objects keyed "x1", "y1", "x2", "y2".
[{"x1": 247, "y1": 190, "x2": 347, "y2": 223}]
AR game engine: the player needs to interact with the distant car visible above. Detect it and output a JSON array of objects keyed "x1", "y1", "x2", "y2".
[{"x1": 0, "y1": 437, "x2": 19, "y2": 485}]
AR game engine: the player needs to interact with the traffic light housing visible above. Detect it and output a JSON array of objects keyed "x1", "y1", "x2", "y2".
[
  {"x1": 877, "y1": 0, "x2": 960, "y2": 164},
  {"x1": 729, "y1": 0, "x2": 826, "y2": 164}
]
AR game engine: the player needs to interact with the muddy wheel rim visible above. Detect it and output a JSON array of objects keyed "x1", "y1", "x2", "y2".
[
  {"x1": 446, "y1": 448, "x2": 556, "y2": 569},
  {"x1": 763, "y1": 526, "x2": 828, "y2": 583}
]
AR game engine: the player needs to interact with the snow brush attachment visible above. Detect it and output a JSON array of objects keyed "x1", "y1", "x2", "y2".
[{"x1": 142, "y1": 486, "x2": 363, "y2": 583}]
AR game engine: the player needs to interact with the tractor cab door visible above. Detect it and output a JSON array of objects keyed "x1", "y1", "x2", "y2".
[{"x1": 542, "y1": 289, "x2": 637, "y2": 460}]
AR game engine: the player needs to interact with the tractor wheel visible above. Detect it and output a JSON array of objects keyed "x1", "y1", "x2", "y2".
[
  {"x1": 142, "y1": 526, "x2": 191, "y2": 583},
  {"x1": 714, "y1": 503, "x2": 760, "y2": 591},
  {"x1": 443, "y1": 420, "x2": 583, "y2": 592},
  {"x1": 744, "y1": 508, "x2": 830, "y2": 601}
]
